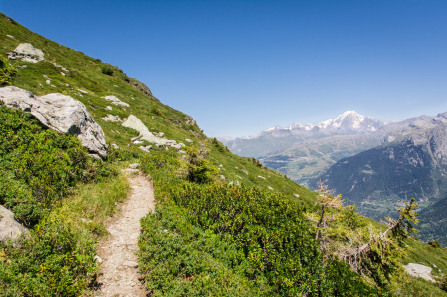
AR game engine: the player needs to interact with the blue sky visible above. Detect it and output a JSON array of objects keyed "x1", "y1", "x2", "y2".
[{"x1": 1, "y1": 0, "x2": 447, "y2": 137}]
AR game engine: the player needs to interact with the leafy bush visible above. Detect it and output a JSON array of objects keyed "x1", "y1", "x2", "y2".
[
  {"x1": 150, "y1": 106, "x2": 163, "y2": 117},
  {"x1": 100, "y1": 65, "x2": 114, "y2": 75},
  {"x1": 0, "y1": 217, "x2": 96, "y2": 296},
  {"x1": 140, "y1": 151, "x2": 378, "y2": 296},
  {"x1": 182, "y1": 147, "x2": 217, "y2": 184},
  {"x1": 0, "y1": 55, "x2": 17, "y2": 86},
  {"x1": 428, "y1": 239, "x2": 442, "y2": 248},
  {"x1": 0, "y1": 105, "x2": 113, "y2": 226}
]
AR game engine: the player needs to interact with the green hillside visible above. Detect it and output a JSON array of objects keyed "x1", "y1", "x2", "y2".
[{"x1": 1, "y1": 12, "x2": 447, "y2": 296}]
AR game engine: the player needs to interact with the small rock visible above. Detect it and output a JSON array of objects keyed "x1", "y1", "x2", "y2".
[
  {"x1": 94, "y1": 255, "x2": 103, "y2": 263},
  {"x1": 102, "y1": 114, "x2": 121, "y2": 122},
  {"x1": 102, "y1": 95, "x2": 130, "y2": 107},
  {"x1": 178, "y1": 150, "x2": 186, "y2": 154},
  {"x1": 129, "y1": 163, "x2": 140, "y2": 169},
  {"x1": 77, "y1": 89, "x2": 88, "y2": 94},
  {"x1": 111, "y1": 143, "x2": 120, "y2": 149},
  {"x1": 6, "y1": 34, "x2": 14, "y2": 39},
  {"x1": 133, "y1": 140, "x2": 143, "y2": 144},
  {"x1": 220, "y1": 175, "x2": 225, "y2": 180},
  {"x1": 51, "y1": 63, "x2": 69, "y2": 72},
  {"x1": 185, "y1": 138, "x2": 193, "y2": 143},
  {"x1": 258, "y1": 175, "x2": 266, "y2": 179},
  {"x1": 158, "y1": 132, "x2": 164, "y2": 137},
  {"x1": 293, "y1": 193, "x2": 300, "y2": 198},
  {"x1": 123, "y1": 260, "x2": 138, "y2": 267},
  {"x1": 106, "y1": 106, "x2": 113, "y2": 111},
  {"x1": 268, "y1": 186, "x2": 273, "y2": 190},
  {"x1": 242, "y1": 169, "x2": 249, "y2": 175},
  {"x1": 139, "y1": 146, "x2": 151, "y2": 153},
  {"x1": 0, "y1": 205, "x2": 29, "y2": 242},
  {"x1": 45, "y1": 79, "x2": 51, "y2": 84}
]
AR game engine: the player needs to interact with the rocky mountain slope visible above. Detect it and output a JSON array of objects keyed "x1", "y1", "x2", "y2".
[
  {"x1": 2, "y1": 12, "x2": 447, "y2": 296},
  {"x1": 318, "y1": 114, "x2": 447, "y2": 244}
]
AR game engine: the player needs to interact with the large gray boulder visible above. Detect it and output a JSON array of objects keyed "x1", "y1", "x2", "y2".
[
  {"x1": 8, "y1": 43, "x2": 45, "y2": 63},
  {"x1": 122, "y1": 115, "x2": 185, "y2": 150},
  {"x1": 403, "y1": 263, "x2": 434, "y2": 282},
  {"x1": 0, "y1": 86, "x2": 107, "y2": 158},
  {"x1": 0, "y1": 205, "x2": 29, "y2": 242}
]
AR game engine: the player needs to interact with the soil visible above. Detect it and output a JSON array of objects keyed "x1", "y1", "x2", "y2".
[{"x1": 94, "y1": 168, "x2": 154, "y2": 297}]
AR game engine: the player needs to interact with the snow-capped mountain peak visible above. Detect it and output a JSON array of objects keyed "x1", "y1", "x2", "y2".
[{"x1": 264, "y1": 111, "x2": 382, "y2": 135}]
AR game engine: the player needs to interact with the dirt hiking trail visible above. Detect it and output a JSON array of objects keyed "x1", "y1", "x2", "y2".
[{"x1": 95, "y1": 167, "x2": 154, "y2": 297}]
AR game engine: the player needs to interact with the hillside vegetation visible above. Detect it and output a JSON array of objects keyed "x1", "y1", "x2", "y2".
[{"x1": 1, "y1": 12, "x2": 447, "y2": 296}]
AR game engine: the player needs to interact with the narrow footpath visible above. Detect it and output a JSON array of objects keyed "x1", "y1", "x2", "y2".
[{"x1": 95, "y1": 167, "x2": 154, "y2": 297}]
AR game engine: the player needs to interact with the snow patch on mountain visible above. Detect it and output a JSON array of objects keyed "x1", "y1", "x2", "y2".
[{"x1": 264, "y1": 111, "x2": 382, "y2": 135}]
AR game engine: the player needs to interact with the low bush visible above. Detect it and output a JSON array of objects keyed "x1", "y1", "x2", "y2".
[
  {"x1": 0, "y1": 217, "x2": 96, "y2": 296},
  {"x1": 0, "y1": 105, "x2": 95, "y2": 226},
  {"x1": 100, "y1": 65, "x2": 114, "y2": 76},
  {"x1": 139, "y1": 149, "x2": 378, "y2": 296},
  {"x1": 0, "y1": 55, "x2": 17, "y2": 86}
]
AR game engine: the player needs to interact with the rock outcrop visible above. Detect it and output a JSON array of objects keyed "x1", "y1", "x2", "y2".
[
  {"x1": 8, "y1": 43, "x2": 45, "y2": 63},
  {"x1": 0, "y1": 86, "x2": 107, "y2": 158},
  {"x1": 0, "y1": 205, "x2": 29, "y2": 242},
  {"x1": 403, "y1": 263, "x2": 434, "y2": 282},
  {"x1": 102, "y1": 95, "x2": 130, "y2": 108},
  {"x1": 122, "y1": 115, "x2": 184, "y2": 150}
]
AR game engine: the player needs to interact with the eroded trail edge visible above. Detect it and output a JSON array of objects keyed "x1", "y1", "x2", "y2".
[{"x1": 95, "y1": 168, "x2": 154, "y2": 297}]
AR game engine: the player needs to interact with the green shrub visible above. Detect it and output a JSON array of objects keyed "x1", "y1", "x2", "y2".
[
  {"x1": 428, "y1": 239, "x2": 442, "y2": 248},
  {"x1": 0, "y1": 105, "x2": 113, "y2": 226},
  {"x1": 0, "y1": 217, "x2": 96, "y2": 296},
  {"x1": 182, "y1": 147, "x2": 217, "y2": 184},
  {"x1": 211, "y1": 137, "x2": 227, "y2": 153},
  {"x1": 439, "y1": 274, "x2": 447, "y2": 292},
  {"x1": 0, "y1": 55, "x2": 17, "y2": 86},
  {"x1": 140, "y1": 151, "x2": 378, "y2": 296},
  {"x1": 101, "y1": 65, "x2": 114, "y2": 75}
]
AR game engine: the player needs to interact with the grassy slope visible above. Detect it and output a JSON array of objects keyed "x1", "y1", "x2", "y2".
[
  {"x1": 0, "y1": 12, "x2": 314, "y2": 207},
  {"x1": 1, "y1": 12, "x2": 447, "y2": 295}
]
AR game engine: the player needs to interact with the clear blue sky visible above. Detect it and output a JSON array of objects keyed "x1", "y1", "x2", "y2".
[{"x1": 1, "y1": 0, "x2": 447, "y2": 137}]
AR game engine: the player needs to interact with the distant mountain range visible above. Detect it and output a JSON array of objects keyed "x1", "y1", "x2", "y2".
[
  {"x1": 221, "y1": 111, "x2": 447, "y2": 186},
  {"x1": 221, "y1": 111, "x2": 388, "y2": 186},
  {"x1": 319, "y1": 113, "x2": 447, "y2": 244},
  {"x1": 222, "y1": 110, "x2": 447, "y2": 244}
]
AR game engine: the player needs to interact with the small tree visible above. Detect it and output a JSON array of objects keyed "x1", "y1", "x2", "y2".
[
  {"x1": 340, "y1": 198, "x2": 419, "y2": 285},
  {"x1": 182, "y1": 147, "x2": 217, "y2": 184},
  {"x1": 315, "y1": 180, "x2": 343, "y2": 244}
]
